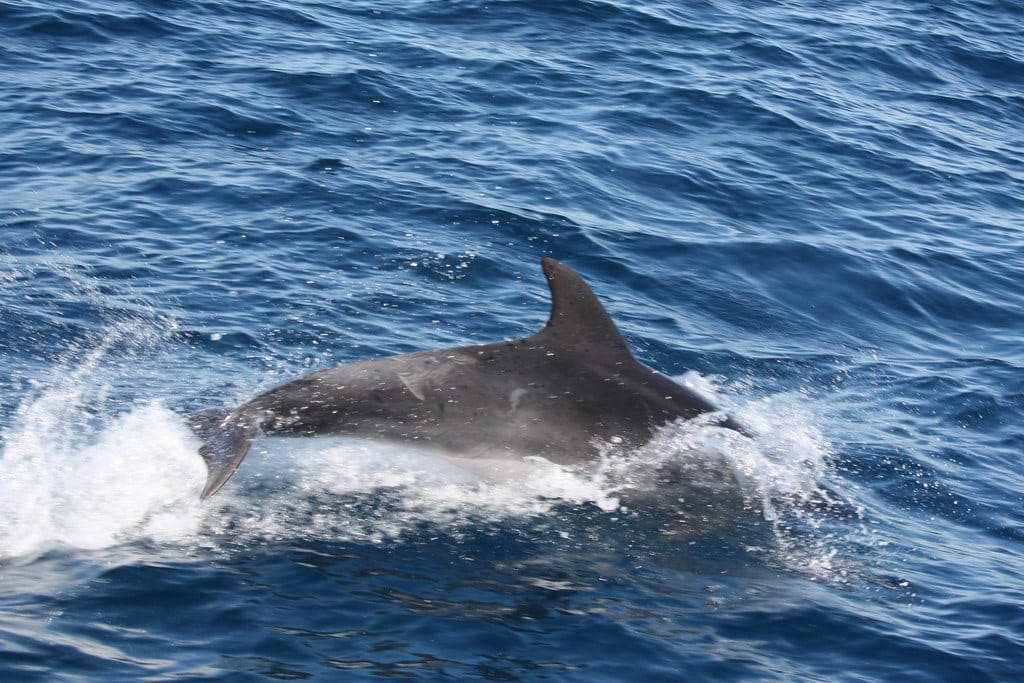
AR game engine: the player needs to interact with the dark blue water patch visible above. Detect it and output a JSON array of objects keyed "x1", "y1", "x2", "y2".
[
  {"x1": 4, "y1": 559, "x2": 243, "y2": 681},
  {"x1": 940, "y1": 387, "x2": 1015, "y2": 431},
  {"x1": 3, "y1": 6, "x2": 111, "y2": 45},
  {"x1": 729, "y1": 601, "x2": 1004, "y2": 682},
  {"x1": 12, "y1": 524, "x2": 792, "y2": 682}
]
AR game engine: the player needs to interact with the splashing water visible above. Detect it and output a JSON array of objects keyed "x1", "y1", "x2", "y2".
[
  {"x1": 0, "y1": 355, "x2": 206, "y2": 561},
  {"x1": 0, "y1": 322, "x2": 855, "y2": 583}
]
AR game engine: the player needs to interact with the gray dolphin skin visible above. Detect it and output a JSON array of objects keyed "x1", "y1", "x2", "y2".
[{"x1": 189, "y1": 258, "x2": 746, "y2": 500}]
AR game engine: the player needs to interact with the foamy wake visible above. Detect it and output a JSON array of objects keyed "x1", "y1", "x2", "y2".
[{"x1": 0, "y1": 361, "x2": 854, "y2": 582}]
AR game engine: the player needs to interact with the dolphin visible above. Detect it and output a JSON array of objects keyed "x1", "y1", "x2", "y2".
[{"x1": 188, "y1": 257, "x2": 747, "y2": 500}]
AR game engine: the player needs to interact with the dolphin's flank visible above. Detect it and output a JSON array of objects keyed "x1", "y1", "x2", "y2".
[{"x1": 188, "y1": 258, "x2": 745, "y2": 500}]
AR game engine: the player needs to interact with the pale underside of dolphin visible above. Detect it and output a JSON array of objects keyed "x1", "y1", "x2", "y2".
[{"x1": 188, "y1": 257, "x2": 747, "y2": 501}]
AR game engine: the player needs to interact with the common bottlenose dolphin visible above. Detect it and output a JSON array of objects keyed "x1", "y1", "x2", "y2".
[{"x1": 189, "y1": 258, "x2": 747, "y2": 500}]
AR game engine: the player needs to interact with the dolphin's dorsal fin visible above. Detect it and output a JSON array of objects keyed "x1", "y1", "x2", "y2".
[{"x1": 534, "y1": 258, "x2": 633, "y2": 357}]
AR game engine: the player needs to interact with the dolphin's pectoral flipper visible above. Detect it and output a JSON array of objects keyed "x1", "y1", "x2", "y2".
[{"x1": 187, "y1": 408, "x2": 260, "y2": 500}]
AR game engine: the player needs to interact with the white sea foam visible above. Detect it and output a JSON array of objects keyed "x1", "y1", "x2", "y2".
[
  {"x1": 0, "y1": 400, "x2": 204, "y2": 561},
  {"x1": 0, "y1": 344, "x2": 852, "y2": 583}
]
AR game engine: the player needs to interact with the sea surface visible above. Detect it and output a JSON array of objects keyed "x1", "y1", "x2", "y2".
[{"x1": 1, "y1": 0, "x2": 1022, "y2": 680}]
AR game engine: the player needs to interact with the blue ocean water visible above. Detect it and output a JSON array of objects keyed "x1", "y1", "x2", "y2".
[{"x1": 2, "y1": 0, "x2": 1022, "y2": 680}]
